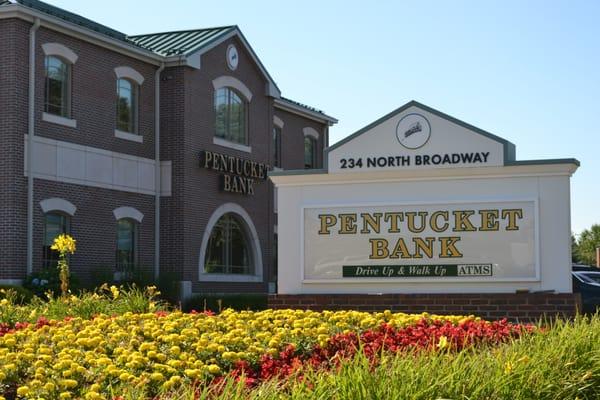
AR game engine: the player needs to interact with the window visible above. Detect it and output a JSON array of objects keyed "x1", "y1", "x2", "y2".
[
  {"x1": 204, "y1": 213, "x2": 253, "y2": 275},
  {"x1": 273, "y1": 127, "x2": 282, "y2": 168},
  {"x1": 44, "y1": 56, "x2": 71, "y2": 117},
  {"x1": 304, "y1": 136, "x2": 317, "y2": 169},
  {"x1": 215, "y1": 87, "x2": 247, "y2": 144},
  {"x1": 116, "y1": 78, "x2": 138, "y2": 133},
  {"x1": 116, "y1": 219, "x2": 137, "y2": 272},
  {"x1": 43, "y1": 212, "x2": 69, "y2": 268}
]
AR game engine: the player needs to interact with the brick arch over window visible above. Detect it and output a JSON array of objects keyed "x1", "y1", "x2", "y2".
[
  {"x1": 198, "y1": 203, "x2": 263, "y2": 282},
  {"x1": 212, "y1": 76, "x2": 253, "y2": 102},
  {"x1": 39, "y1": 198, "x2": 76, "y2": 216},
  {"x1": 42, "y1": 43, "x2": 78, "y2": 64},
  {"x1": 303, "y1": 127, "x2": 319, "y2": 140},
  {"x1": 114, "y1": 66, "x2": 145, "y2": 85},
  {"x1": 112, "y1": 206, "x2": 144, "y2": 223}
]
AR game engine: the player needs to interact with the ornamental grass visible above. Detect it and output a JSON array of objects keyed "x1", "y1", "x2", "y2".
[{"x1": 0, "y1": 287, "x2": 599, "y2": 399}]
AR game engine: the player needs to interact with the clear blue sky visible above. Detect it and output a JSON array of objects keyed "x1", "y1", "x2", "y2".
[{"x1": 49, "y1": 0, "x2": 599, "y2": 234}]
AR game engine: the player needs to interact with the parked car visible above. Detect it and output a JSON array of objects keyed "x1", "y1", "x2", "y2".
[{"x1": 572, "y1": 269, "x2": 600, "y2": 313}]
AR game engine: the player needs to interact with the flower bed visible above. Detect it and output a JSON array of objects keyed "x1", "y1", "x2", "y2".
[{"x1": 0, "y1": 309, "x2": 532, "y2": 399}]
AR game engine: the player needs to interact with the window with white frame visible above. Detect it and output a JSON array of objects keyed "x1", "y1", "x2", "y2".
[
  {"x1": 116, "y1": 218, "x2": 137, "y2": 272},
  {"x1": 44, "y1": 56, "x2": 71, "y2": 118},
  {"x1": 116, "y1": 78, "x2": 138, "y2": 133},
  {"x1": 204, "y1": 213, "x2": 253, "y2": 275},
  {"x1": 273, "y1": 127, "x2": 282, "y2": 168},
  {"x1": 304, "y1": 136, "x2": 317, "y2": 169},
  {"x1": 215, "y1": 87, "x2": 247, "y2": 144},
  {"x1": 43, "y1": 212, "x2": 70, "y2": 268}
]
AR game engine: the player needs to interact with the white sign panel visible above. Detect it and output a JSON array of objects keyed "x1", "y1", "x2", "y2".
[
  {"x1": 303, "y1": 200, "x2": 537, "y2": 282},
  {"x1": 327, "y1": 106, "x2": 508, "y2": 173}
]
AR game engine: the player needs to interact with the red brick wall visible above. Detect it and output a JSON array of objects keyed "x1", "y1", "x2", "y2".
[
  {"x1": 268, "y1": 293, "x2": 581, "y2": 322},
  {"x1": 274, "y1": 108, "x2": 327, "y2": 169},
  {"x1": 0, "y1": 17, "x2": 330, "y2": 292}
]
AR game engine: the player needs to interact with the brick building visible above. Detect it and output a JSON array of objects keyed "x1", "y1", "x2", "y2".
[{"x1": 0, "y1": 0, "x2": 336, "y2": 298}]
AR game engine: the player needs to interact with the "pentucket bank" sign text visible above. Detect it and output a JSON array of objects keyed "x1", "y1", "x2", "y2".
[{"x1": 302, "y1": 201, "x2": 537, "y2": 282}]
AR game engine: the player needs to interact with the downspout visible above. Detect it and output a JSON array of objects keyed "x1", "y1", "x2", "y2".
[
  {"x1": 27, "y1": 18, "x2": 41, "y2": 276},
  {"x1": 154, "y1": 62, "x2": 165, "y2": 281}
]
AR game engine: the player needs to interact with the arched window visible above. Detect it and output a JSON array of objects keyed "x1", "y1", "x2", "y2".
[
  {"x1": 44, "y1": 56, "x2": 71, "y2": 117},
  {"x1": 116, "y1": 218, "x2": 137, "y2": 272},
  {"x1": 304, "y1": 136, "x2": 317, "y2": 169},
  {"x1": 43, "y1": 212, "x2": 70, "y2": 268},
  {"x1": 215, "y1": 87, "x2": 247, "y2": 144},
  {"x1": 116, "y1": 78, "x2": 138, "y2": 133},
  {"x1": 204, "y1": 213, "x2": 253, "y2": 275}
]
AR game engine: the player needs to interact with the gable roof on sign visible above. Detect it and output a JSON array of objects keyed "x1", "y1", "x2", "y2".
[{"x1": 326, "y1": 100, "x2": 517, "y2": 163}]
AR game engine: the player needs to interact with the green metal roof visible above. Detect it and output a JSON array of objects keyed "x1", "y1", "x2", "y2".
[{"x1": 129, "y1": 26, "x2": 236, "y2": 57}]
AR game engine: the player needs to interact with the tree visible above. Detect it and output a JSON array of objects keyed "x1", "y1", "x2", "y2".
[
  {"x1": 576, "y1": 224, "x2": 600, "y2": 266},
  {"x1": 572, "y1": 233, "x2": 580, "y2": 263}
]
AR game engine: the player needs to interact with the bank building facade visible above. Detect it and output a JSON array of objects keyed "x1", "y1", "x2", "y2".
[{"x1": 0, "y1": 0, "x2": 337, "y2": 298}]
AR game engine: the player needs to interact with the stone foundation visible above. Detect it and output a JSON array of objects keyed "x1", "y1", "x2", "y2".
[{"x1": 268, "y1": 293, "x2": 581, "y2": 322}]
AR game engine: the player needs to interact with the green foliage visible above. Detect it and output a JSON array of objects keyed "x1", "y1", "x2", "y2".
[
  {"x1": 0, "y1": 285, "x2": 169, "y2": 326},
  {"x1": 23, "y1": 268, "x2": 81, "y2": 298},
  {"x1": 576, "y1": 224, "x2": 600, "y2": 266},
  {"x1": 0, "y1": 285, "x2": 34, "y2": 304},
  {"x1": 572, "y1": 233, "x2": 580, "y2": 263},
  {"x1": 165, "y1": 315, "x2": 600, "y2": 400},
  {"x1": 184, "y1": 294, "x2": 267, "y2": 312}
]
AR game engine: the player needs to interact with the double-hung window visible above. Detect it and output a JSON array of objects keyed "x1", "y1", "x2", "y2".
[{"x1": 215, "y1": 87, "x2": 247, "y2": 144}]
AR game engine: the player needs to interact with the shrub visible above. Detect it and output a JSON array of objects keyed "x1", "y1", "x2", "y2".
[
  {"x1": 184, "y1": 293, "x2": 267, "y2": 312},
  {"x1": 0, "y1": 285, "x2": 34, "y2": 304}
]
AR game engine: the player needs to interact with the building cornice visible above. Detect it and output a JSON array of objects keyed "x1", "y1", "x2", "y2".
[
  {"x1": 274, "y1": 98, "x2": 338, "y2": 125},
  {"x1": 0, "y1": 3, "x2": 165, "y2": 65},
  {"x1": 269, "y1": 162, "x2": 579, "y2": 187}
]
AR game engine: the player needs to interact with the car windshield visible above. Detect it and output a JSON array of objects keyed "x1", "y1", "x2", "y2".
[{"x1": 576, "y1": 272, "x2": 600, "y2": 285}]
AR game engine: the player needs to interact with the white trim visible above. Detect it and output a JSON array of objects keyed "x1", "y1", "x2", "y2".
[
  {"x1": 212, "y1": 76, "x2": 253, "y2": 102},
  {"x1": 213, "y1": 136, "x2": 252, "y2": 153},
  {"x1": 39, "y1": 197, "x2": 76, "y2": 216},
  {"x1": 114, "y1": 66, "x2": 145, "y2": 85},
  {"x1": 0, "y1": 279, "x2": 23, "y2": 286},
  {"x1": 198, "y1": 203, "x2": 263, "y2": 283},
  {"x1": 113, "y1": 206, "x2": 144, "y2": 223},
  {"x1": 270, "y1": 164, "x2": 578, "y2": 187},
  {"x1": 273, "y1": 115, "x2": 284, "y2": 129},
  {"x1": 24, "y1": 134, "x2": 172, "y2": 196},
  {"x1": 41, "y1": 42, "x2": 78, "y2": 64},
  {"x1": 303, "y1": 127, "x2": 319, "y2": 140},
  {"x1": 115, "y1": 129, "x2": 143, "y2": 143},
  {"x1": 42, "y1": 112, "x2": 77, "y2": 128}
]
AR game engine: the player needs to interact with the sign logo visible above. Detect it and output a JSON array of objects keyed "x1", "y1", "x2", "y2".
[{"x1": 396, "y1": 113, "x2": 431, "y2": 149}]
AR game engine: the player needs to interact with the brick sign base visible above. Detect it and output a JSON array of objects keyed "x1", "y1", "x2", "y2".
[{"x1": 268, "y1": 293, "x2": 581, "y2": 322}]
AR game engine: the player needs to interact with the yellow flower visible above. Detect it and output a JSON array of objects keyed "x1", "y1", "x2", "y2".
[
  {"x1": 16, "y1": 386, "x2": 30, "y2": 397},
  {"x1": 504, "y1": 361, "x2": 514, "y2": 374},
  {"x1": 437, "y1": 335, "x2": 449, "y2": 350},
  {"x1": 207, "y1": 364, "x2": 221, "y2": 374},
  {"x1": 50, "y1": 234, "x2": 76, "y2": 254},
  {"x1": 110, "y1": 286, "x2": 120, "y2": 299}
]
